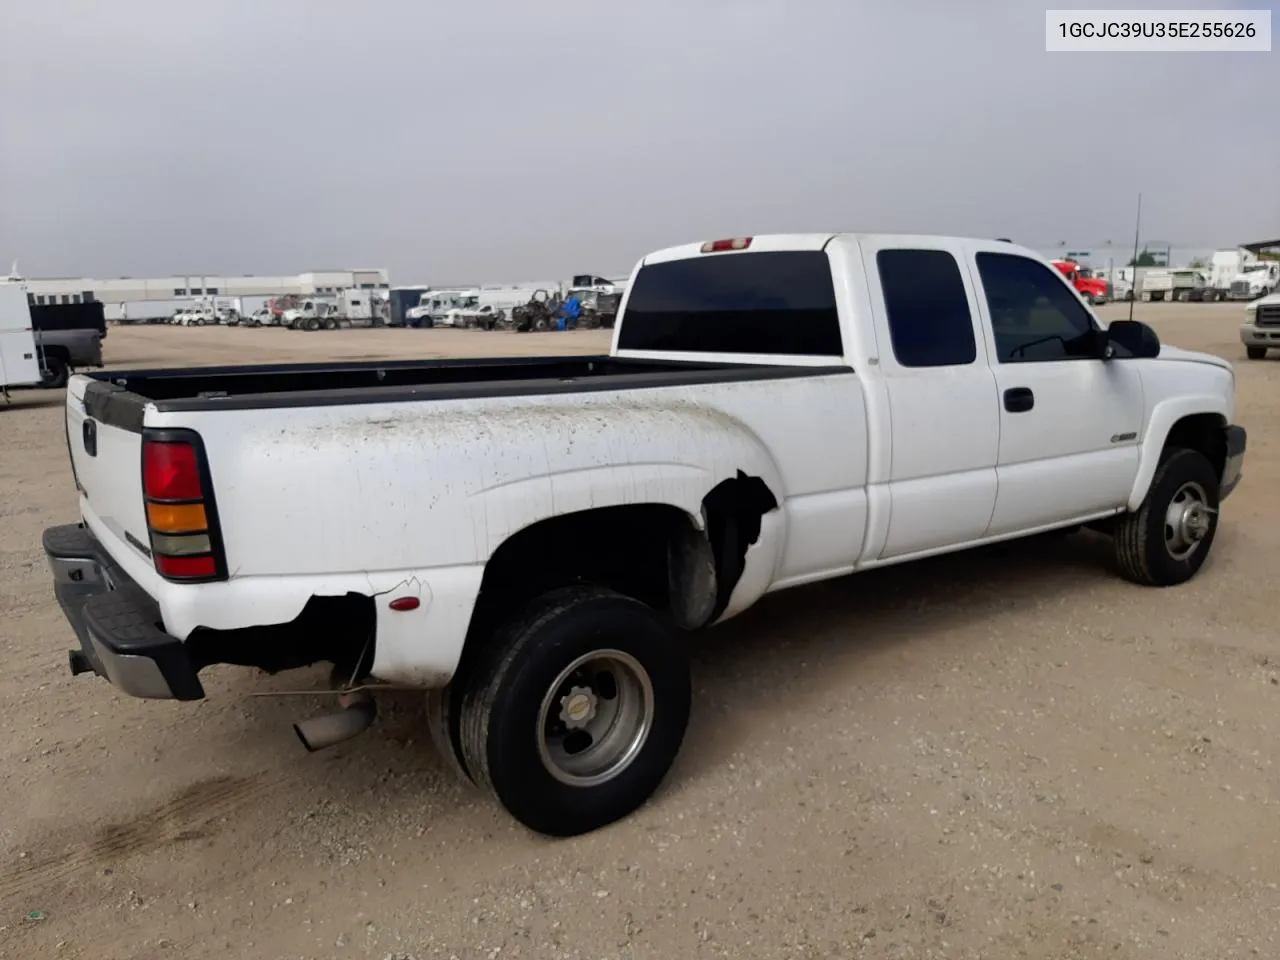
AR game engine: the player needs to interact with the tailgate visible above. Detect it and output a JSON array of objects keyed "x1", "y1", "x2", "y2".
[{"x1": 66, "y1": 378, "x2": 152, "y2": 571}]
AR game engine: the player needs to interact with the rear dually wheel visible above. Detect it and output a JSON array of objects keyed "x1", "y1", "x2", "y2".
[{"x1": 457, "y1": 586, "x2": 690, "y2": 837}]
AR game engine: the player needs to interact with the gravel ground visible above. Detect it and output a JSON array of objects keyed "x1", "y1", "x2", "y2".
[{"x1": 2, "y1": 306, "x2": 1279, "y2": 960}]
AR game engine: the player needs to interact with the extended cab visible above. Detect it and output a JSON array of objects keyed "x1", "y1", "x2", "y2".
[{"x1": 44, "y1": 234, "x2": 1246, "y2": 837}]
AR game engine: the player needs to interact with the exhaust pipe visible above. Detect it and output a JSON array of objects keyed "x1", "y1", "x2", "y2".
[{"x1": 293, "y1": 691, "x2": 376, "y2": 752}]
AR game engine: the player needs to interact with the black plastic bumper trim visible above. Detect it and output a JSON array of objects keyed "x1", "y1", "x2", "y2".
[{"x1": 43, "y1": 522, "x2": 205, "y2": 701}]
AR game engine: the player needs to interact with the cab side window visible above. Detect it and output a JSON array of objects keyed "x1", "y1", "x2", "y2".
[
  {"x1": 975, "y1": 252, "x2": 1098, "y2": 363},
  {"x1": 877, "y1": 248, "x2": 977, "y2": 368}
]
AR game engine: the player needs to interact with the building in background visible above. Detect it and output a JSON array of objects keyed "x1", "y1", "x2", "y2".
[
  {"x1": 22, "y1": 268, "x2": 390, "y2": 307},
  {"x1": 1241, "y1": 239, "x2": 1280, "y2": 261}
]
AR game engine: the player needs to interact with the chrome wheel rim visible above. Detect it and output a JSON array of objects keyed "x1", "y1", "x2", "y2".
[
  {"x1": 536, "y1": 649, "x2": 655, "y2": 787},
  {"x1": 1164, "y1": 480, "x2": 1212, "y2": 561}
]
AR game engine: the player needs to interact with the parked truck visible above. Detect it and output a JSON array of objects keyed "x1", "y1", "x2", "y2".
[
  {"x1": 1206, "y1": 249, "x2": 1247, "y2": 301},
  {"x1": 387, "y1": 286, "x2": 432, "y2": 327},
  {"x1": 404, "y1": 289, "x2": 479, "y2": 327},
  {"x1": 1229, "y1": 261, "x2": 1280, "y2": 301},
  {"x1": 29, "y1": 300, "x2": 107, "y2": 387},
  {"x1": 43, "y1": 233, "x2": 1246, "y2": 837},
  {"x1": 0, "y1": 279, "x2": 42, "y2": 396},
  {"x1": 1204, "y1": 250, "x2": 1280, "y2": 302},
  {"x1": 281, "y1": 296, "x2": 340, "y2": 330},
  {"x1": 1140, "y1": 268, "x2": 1209, "y2": 302},
  {"x1": 292, "y1": 289, "x2": 390, "y2": 330},
  {"x1": 1051, "y1": 259, "x2": 1110, "y2": 304},
  {"x1": 1239, "y1": 288, "x2": 1280, "y2": 359}
]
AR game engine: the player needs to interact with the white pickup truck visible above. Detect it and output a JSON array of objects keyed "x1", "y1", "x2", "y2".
[
  {"x1": 44, "y1": 233, "x2": 1246, "y2": 837},
  {"x1": 1240, "y1": 289, "x2": 1280, "y2": 358}
]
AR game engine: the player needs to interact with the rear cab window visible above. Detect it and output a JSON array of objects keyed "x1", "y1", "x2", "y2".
[{"x1": 617, "y1": 251, "x2": 843, "y2": 357}]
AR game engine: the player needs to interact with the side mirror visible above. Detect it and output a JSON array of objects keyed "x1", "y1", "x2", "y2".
[{"x1": 1107, "y1": 319, "x2": 1160, "y2": 359}]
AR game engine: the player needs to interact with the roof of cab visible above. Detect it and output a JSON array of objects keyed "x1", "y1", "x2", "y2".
[
  {"x1": 640, "y1": 232, "x2": 1041, "y2": 266},
  {"x1": 641, "y1": 234, "x2": 837, "y2": 265}
]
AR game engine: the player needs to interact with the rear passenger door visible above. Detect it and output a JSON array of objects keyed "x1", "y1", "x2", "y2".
[
  {"x1": 969, "y1": 247, "x2": 1144, "y2": 535},
  {"x1": 859, "y1": 240, "x2": 1001, "y2": 558}
]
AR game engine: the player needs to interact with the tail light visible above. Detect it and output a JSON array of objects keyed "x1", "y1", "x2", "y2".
[{"x1": 141, "y1": 430, "x2": 227, "y2": 582}]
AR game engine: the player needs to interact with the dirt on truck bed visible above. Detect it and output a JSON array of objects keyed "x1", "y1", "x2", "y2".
[{"x1": 2, "y1": 309, "x2": 1279, "y2": 959}]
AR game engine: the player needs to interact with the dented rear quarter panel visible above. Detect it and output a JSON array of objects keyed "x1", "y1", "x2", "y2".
[
  {"x1": 150, "y1": 372, "x2": 869, "y2": 583},
  {"x1": 139, "y1": 371, "x2": 869, "y2": 683}
]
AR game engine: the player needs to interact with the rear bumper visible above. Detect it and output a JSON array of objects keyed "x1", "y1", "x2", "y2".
[
  {"x1": 1221, "y1": 424, "x2": 1246, "y2": 501},
  {"x1": 43, "y1": 523, "x2": 204, "y2": 701}
]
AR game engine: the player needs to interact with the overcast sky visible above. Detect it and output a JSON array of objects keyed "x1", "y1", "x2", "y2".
[{"x1": 1, "y1": 0, "x2": 1276, "y2": 284}]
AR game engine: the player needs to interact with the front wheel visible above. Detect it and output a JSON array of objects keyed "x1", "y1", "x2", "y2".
[
  {"x1": 458, "y1": 586, "x2": 690, "y2": 837},
  {"x1": 1113, "y1": 448, "x2": 1220, "y2": 587}
]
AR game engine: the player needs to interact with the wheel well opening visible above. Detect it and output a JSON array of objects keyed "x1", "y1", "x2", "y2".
[
  {"x1": 459, "y1": 474, "x2": 779, "y2": 679},
  {"x1": 40, "y1": 344, "x2": 71, "y2": 362},
  {"x1": 1164, "y1": 414, "x2": 1227, "y2": 478},
  {"x1": 463, "y1": 505, "x2": 702, "y2": 656}
]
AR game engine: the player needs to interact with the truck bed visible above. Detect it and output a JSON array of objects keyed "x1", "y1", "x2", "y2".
[{"x1": 79, "y1": 354, "x2": 847, "y2": 429}]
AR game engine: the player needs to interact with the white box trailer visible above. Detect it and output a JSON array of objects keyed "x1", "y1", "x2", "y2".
[
  {"x1": 1140, "y1": 268, "x2": 1208, "y2": 302},
  {"x1": 1206, "y1": 250, "x2": 1248, "y2": 301},
  {"x1": 0, "y1": 279, "x2": 43, "y2": 394}
]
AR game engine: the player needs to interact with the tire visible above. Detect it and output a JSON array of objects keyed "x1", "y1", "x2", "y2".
[
  {"x1": 458, "y1": 586, "x2": 690, "y2": 837},
  {"x1": 304, "y1": 316, "x2": 321, "y2": 331},
  {"x1": 39, "y1": 355, "x2": 69, "y2": 389},
  {"x1": 1113, "y1": 447, "x2": 1220, "y2": 587},
  {"x1": 323, "y1": 316, "x2": 339, "y2": 330},
  {"x1": 425, "y1": 685, "x2": 473, "y2": 783},
  {"x1": 1247, "y1": 345, "x2": 1267, "y2": 360}
]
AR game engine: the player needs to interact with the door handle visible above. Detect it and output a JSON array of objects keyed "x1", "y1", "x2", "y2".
[{"x1": 1003, "y1": 386, "x2": 1034, "y2": 413}]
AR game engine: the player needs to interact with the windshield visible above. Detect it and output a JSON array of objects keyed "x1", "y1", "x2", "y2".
[{"x1": 1242, "y1": 263, "x2": 1270, "y2": 273}]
